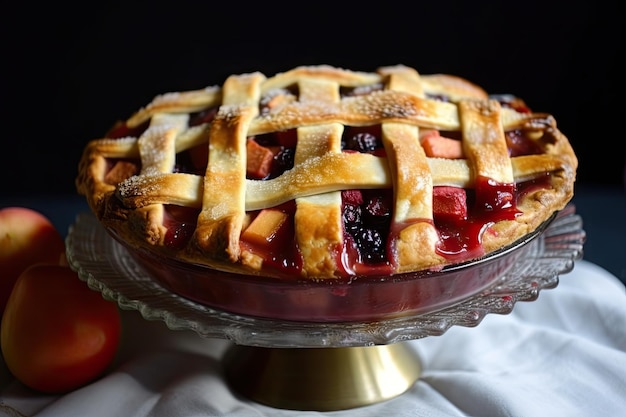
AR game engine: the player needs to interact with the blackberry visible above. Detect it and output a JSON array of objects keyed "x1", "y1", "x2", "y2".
[
  {"x1": 363, "y1": 194, "x2": 392, "y2": 226},
  {"x1": 354, "y1": 227, "x2": 386, "y2": 263},
  {"x1": 271, "y1": 147, "x2": 295, "y2": 177},
  {"x1": 342, "y1": 203, "x2": 362, "y2": 231},
  {"x1": 343, "y1": 132, "x2": 379, "y2": 153}
]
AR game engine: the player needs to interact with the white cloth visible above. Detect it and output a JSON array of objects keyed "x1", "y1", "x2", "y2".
[{"x1": 1, "y1": 260, "x2": 625, "y2": 417}]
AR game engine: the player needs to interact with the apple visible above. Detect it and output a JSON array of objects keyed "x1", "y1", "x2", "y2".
[
  {"x1": 0, "y1": 207, "x2": 66, "y2": 316},
  {"x1": 1, "y1": 264, "x2": 122, "y2": 393}
]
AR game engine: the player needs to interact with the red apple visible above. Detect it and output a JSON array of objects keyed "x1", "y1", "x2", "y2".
[
  {"x1": 0, "y1": 207, "x2": 66, "y2": 316},
  {"x1": 1, "y1": 264, "x2": 121, "y2": 393}
]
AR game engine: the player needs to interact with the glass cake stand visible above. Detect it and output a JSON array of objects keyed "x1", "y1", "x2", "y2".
[{"x1": 65, "y1": 205, "x2": 585, "y2": 411}]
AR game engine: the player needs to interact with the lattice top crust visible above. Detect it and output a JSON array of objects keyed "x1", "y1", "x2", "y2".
[{"x1": 76, "y1": 65, "x2": 577, "y2": 280}]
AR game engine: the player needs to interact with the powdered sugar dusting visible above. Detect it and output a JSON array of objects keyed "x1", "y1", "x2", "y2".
[
  {"x1": 117, "y1": 173, "x2": 162, "y2": 199},
  {"x1": 351, "y1": 90, "x2": 418, "y2": 119},
  {"x1": 216, "y1": 104, "x2": 246, "y2": 128}
]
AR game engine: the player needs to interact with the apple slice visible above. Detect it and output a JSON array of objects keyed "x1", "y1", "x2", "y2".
[
  {"x1": 420, "y1": 130, "x2": 464, "y2": 159},
  {"x1": 241, "y1": 209, "x2": 288, "y2": 247},
  {"x1": 433, "y1": 186, "x2": 468, "y2": 221},
  {"x1": 246, "y1": 139, "x2": 278, "y2": 179},
  {"x1": 104, "y1": 160, "x2": 139, "y2": 185}
]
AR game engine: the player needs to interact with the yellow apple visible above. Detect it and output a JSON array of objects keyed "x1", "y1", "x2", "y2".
[{"x1": 0, "y1": 207, "x2": 66, "y2": 316}]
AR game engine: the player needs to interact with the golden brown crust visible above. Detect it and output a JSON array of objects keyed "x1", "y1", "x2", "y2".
[
  {"x1": 295, "y1": 196, "x2": 344, "y2": 278},
  {"x1": 76, "y1": 64, "x2": 577, "y2": 279}
]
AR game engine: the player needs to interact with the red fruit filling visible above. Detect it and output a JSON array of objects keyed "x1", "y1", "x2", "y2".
[
  {"x1": 434, "y1": 179, "x2": 519, "y2": 262},
  {"x1": 239, "y1": 201, "x2": 302, "y2": 276},
  {"x1": 104, "y1": 158, "x2": 140, "y2": 185},
  {"x1": 162, "y1": 205, "x2": 198, "y2": 250},
  {"x1": 189, "y1": 107, "x2": 218, "y2": 127},
  {"x1": 103, "y1": 93, "x2": 554, "y2": 278},
  {"x1": 246, "y1": 130, "x2": 296, "y2": 179}
]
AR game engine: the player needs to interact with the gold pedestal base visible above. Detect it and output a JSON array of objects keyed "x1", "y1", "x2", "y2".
[{"x1": 222, "y1": 342, "x2": 421, "y2": 411}]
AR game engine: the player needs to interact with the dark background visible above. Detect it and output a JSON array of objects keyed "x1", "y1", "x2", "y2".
[{"x1": 2, "y1": 1, "x2": 624, "y2": 196}]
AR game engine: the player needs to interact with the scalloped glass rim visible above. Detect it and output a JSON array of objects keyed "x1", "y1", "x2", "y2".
[{"x1": 65, "y1": 205, "x2": 584, "y2": 348}]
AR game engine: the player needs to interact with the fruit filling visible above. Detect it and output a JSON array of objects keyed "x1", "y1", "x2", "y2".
[
  {"x1": 246, "y1": 130, "x2": 297, "y2": 179},
  {"x1": 102, "y1": 92, "x2": 555, "y2": 278},
  {"x1": 239, "y1": 201, "x2": 302, "y2": 275},
  {"x1": 162, "y1": 205, "x2": 199, "y2": 250},
  {"x1": 341, "y1": 189, "x2": 393, "y2": 266},
  {"x1": 104, "y1": 158, "x2": 140, "y2": 186},
  {"x1": 189, "y1": 107, "x2": 218, "y2": 127}
]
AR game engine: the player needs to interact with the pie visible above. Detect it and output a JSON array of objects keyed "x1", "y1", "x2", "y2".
[{"x1": 76, "y1": 64, "x2": 578, "y2": 282}]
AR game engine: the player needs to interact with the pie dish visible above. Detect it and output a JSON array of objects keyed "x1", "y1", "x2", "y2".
[
  {"x1": 76, "y1": 64, "x2": 578, "y2": 282},
  {"x1": 66, "y1": 206, "x2": 585, "y2": 339}
]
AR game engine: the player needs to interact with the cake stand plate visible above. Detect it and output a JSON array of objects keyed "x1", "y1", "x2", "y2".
[{"x1": 65, "y1": 205, "x2": 584, "y2": 410}]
